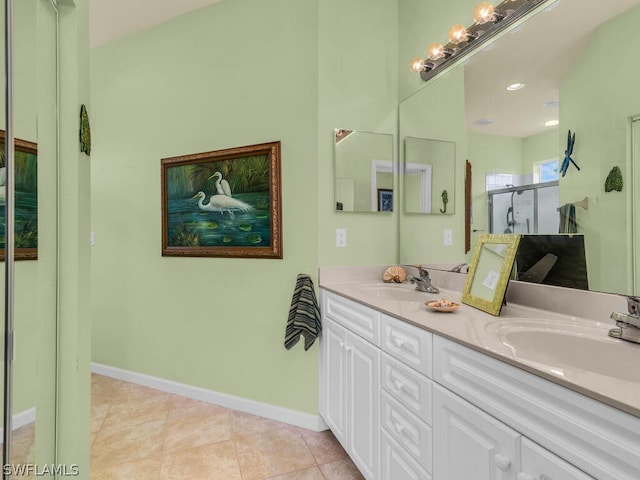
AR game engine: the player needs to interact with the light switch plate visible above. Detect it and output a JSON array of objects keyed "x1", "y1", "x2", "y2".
[{"x1": 444, "y1": 229, "x2": 453, "y2": 246}]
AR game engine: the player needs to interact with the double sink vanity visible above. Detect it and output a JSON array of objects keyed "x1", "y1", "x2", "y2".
[{"x1": 318, "y1": 265, "x2": 640, "y2": 480}]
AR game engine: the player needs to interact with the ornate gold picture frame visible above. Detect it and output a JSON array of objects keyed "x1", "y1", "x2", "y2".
[{"x1": 161, "y1": 141, "x2": 282, "y2": 259}]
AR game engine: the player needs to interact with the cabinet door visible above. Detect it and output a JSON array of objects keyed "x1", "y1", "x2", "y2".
[
  {"x1": 347, "y1": 331, "x2": 380, "y2": 480},
  {"x1": 433, "y1": 385, "x2": 520, "y2": 480},
  {"x1": 520, "y1": 438, "x2": 595, "y2": 480},
  {"x1": 381, "y1": 430, "x2": 432, "y2": 480},
  {"x1": 323, "y1": 320, "x2": 347, "y2": 447}
]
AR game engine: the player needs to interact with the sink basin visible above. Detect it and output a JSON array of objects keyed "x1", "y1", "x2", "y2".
[{"x1": 485, "y1": 318, "x2": 640, "y2": 383}]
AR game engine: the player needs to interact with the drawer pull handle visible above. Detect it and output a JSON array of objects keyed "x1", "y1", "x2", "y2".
[
  {"x1": 516, "y1": 474, "x2": 534, "y2": 480},
  {"x1": 494, "y1": 454, "x2": 511, "y2": 472},
  {"x1": 344, "y1": 345, "x2": 352, "y2": 352},
  {"x1": 394, "y1": 422, "x2": 405, "y2": 434},
  {"x1": 392, "y1": 379, "x2": 404, "y2": 391},
  {"x1": 392, "y1": 337, "x2": 405, "y2": 348}
]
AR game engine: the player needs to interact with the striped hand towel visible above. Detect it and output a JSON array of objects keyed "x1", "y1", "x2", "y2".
[
  {"x1": 284, "y1": 274, "x2": 321, "y2": 351},
  {"x1": 558, "y1": 203, "x2": 577, "y2": 233}
]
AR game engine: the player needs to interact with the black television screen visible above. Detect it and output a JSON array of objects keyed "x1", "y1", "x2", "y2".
[{"x1": 515, "y1": 234, "x2": 588, "y2": 290}]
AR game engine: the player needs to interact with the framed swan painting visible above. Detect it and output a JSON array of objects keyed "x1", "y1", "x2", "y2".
[{"x1": 161, "y1": 141, "x2": 282, "y2": 259}]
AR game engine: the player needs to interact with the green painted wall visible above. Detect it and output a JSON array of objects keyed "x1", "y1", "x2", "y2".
[
  {"x1": 317, "y1": 0, "x2": 399, "y2": 267},
  {"x1": 399, "y1": 67, "x2": 466, "y2": 264},
  {"x1": 55, "y1": 0, "x2": 92, "y2": 473},
  {"x1": 523, "y1": 129, "x2": 560, "y2": 170},
  {"x1": 91, "y1": 0, "x2": 399, "y2": 417},
  {"x1": 467, "y1": 132, "x2": 524, "y2": 242},
  {"x1": 91, "y1": 0, "x2": 320, "y2": 415},
  {"x1": 560, "y1": 5, "x2": 640, "y2": 295}
]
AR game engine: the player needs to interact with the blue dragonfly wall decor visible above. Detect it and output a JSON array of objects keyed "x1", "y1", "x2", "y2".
[{"x1": 560, "y1": 130, "x2": 579, "y2": 177}]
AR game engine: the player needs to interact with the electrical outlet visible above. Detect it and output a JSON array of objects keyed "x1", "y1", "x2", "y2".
[
  {"x1": 444, "y1": 229, "x2": 453, "y2": 246},
  {"x1": 336, "y1": 228, "x2": 347, "y2": 248}
]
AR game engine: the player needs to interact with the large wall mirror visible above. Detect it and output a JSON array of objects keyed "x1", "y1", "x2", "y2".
[
  {"x1": 0, "y1": 0, "x2": 59, "y2": 468},
  {"x1": 399, "y1": 0, "x2": 640, "y2": 298},
  {"x1": 334, "y1": 129, "x2": 395, "y2": 213}
]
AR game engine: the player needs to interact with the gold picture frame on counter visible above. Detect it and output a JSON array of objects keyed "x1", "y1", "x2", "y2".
[{"x1": 461, "y1": 234, "x2": 521, "y2": 316}]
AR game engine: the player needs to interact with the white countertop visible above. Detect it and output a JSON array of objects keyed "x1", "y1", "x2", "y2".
[{"x1": 319, "y1": 266, "x2": 640, "y2": 418}]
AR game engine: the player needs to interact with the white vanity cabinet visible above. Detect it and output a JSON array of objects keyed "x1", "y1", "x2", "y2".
[
  {"x1": 520, "y1": 438, "x2": 595, "y2": 480},
  {"x1": 433, "y1": 336, "x2": 639, "y2": 480},
  {"x1": 320, "y1": 291, "x2": 381, "y2": 480},
  {"x1": 433, "y1": 383, "x2": 521, "y2": 480},
  {"x1": 320, "y1": 290, "x2": 433, "y2": 480},
  {"x1": 434, "y1": 383, "x2": 596, "y2": 480},
  {"x1": 319, "y1": 288, "x2": 640, "y2": 480}
]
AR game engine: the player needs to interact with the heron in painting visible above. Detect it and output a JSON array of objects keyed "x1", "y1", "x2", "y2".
[
  {"x1": 209, "y1": 172, "x2": 232, "y2": 197},
  {"x1": 191, "y1": 191, "x2": 253, "y2": 219}
]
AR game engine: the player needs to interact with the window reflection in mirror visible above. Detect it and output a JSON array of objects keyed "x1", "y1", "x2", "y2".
[
  {"x1": 334, "y1": 129, "x2": 394, "y2": 212},
  {"x1": 404, "y1": 137, "x2": 455, "y2": 214}
]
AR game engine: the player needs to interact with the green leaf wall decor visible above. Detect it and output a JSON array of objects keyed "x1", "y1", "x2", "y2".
[
  {"x1": 80, "y1": 104, "x2": 91, "y2": 156},
  {"x1": 604, "y1": 166, "x2": 623, "y2": 192}
]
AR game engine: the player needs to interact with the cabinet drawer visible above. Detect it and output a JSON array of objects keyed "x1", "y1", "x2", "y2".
[
  {"x1": 381, "y1": 391, "x2": 432, "y2": 474},
  {"x1": 323, "y1": 291, "x2": 380, "y2": 346},
  {"x1": 381, "y1": 429, "x2": 432, "y2": 480},
  {"x1": 522, "y1": 438, "x2": 595, "y2": 480},
  {"x1": 380, "y1": 314, "x2": 432, "y2": 377},
  {"x1": 381, "y1": 352, "x2": 432, "y2": 425}
]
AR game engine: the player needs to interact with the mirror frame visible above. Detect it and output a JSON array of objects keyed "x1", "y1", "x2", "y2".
[{"x1": 462, "y1": 233, "x2": 521, "y2": 316}]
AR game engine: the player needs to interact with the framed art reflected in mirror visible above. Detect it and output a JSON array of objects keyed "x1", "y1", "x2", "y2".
[
  {"x1": 0, "y1": 131, "x2": 38, "y2": 261},
  {"x1": 461, "y1": 233, "x2": 521, "y2": 316}
]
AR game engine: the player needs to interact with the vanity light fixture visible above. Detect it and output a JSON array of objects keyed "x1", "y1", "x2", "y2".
[
  {"x1": 409, "y1": 0, "x2": 548, "y2": 81},
  {"x1": 506, "y1": 82, "x2": 526, "y2": 91},
  {"x1": 545, "y1": 120, "x2": 559, "y2": 127}
]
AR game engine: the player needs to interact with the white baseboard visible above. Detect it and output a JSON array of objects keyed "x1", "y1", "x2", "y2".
[
  {"x1": 0, "y1": 407, "x2": 36, "y2": 438},
  {"x1": 91, "y1": 363, "x2": 328, "y2": 432}
]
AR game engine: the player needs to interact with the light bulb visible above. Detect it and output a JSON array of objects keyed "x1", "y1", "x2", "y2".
[
  {"x1": 427, "y1": 42, "x2": 445, "y2": 61},
  {"x1": 408, "y1": 56, "x2": 425, "y2": 73},
  {"x1": 474, "y1": 2, "x2": 495, "y2": 24},
  {"x1": 448, "y1": 24, "x2": 469, "y2": 44}
]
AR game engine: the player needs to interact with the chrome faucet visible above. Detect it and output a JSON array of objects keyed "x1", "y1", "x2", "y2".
[
  {"x1": 409, "y1": 267, "x2": 440, "y2": 294},
  {"x1": 608, "y1": 296, "x2": 640, "y2": 344}
]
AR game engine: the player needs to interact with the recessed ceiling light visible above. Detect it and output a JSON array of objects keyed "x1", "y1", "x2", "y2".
[
  {"x1": 545, "y1": 120, "x2": 559, "y2": 127},
  {"x1": 506, "y1": 83, "x2": 525, "y2": 91}
]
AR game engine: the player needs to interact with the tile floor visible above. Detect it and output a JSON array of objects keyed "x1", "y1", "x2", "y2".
[{"x1": 91, "y1": 374, "x2": 365, "y2": 480}]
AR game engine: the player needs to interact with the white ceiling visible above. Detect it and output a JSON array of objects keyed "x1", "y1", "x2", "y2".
[
  {"x1": 90, "y1": 0, "x2": 639, "y2": 139},
  {"x1": 465, "y1": 0, "x2": 640, "y2": 138},
  {"x1": 90, "y1": 0, "x2": 224, "y2": 48}
]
